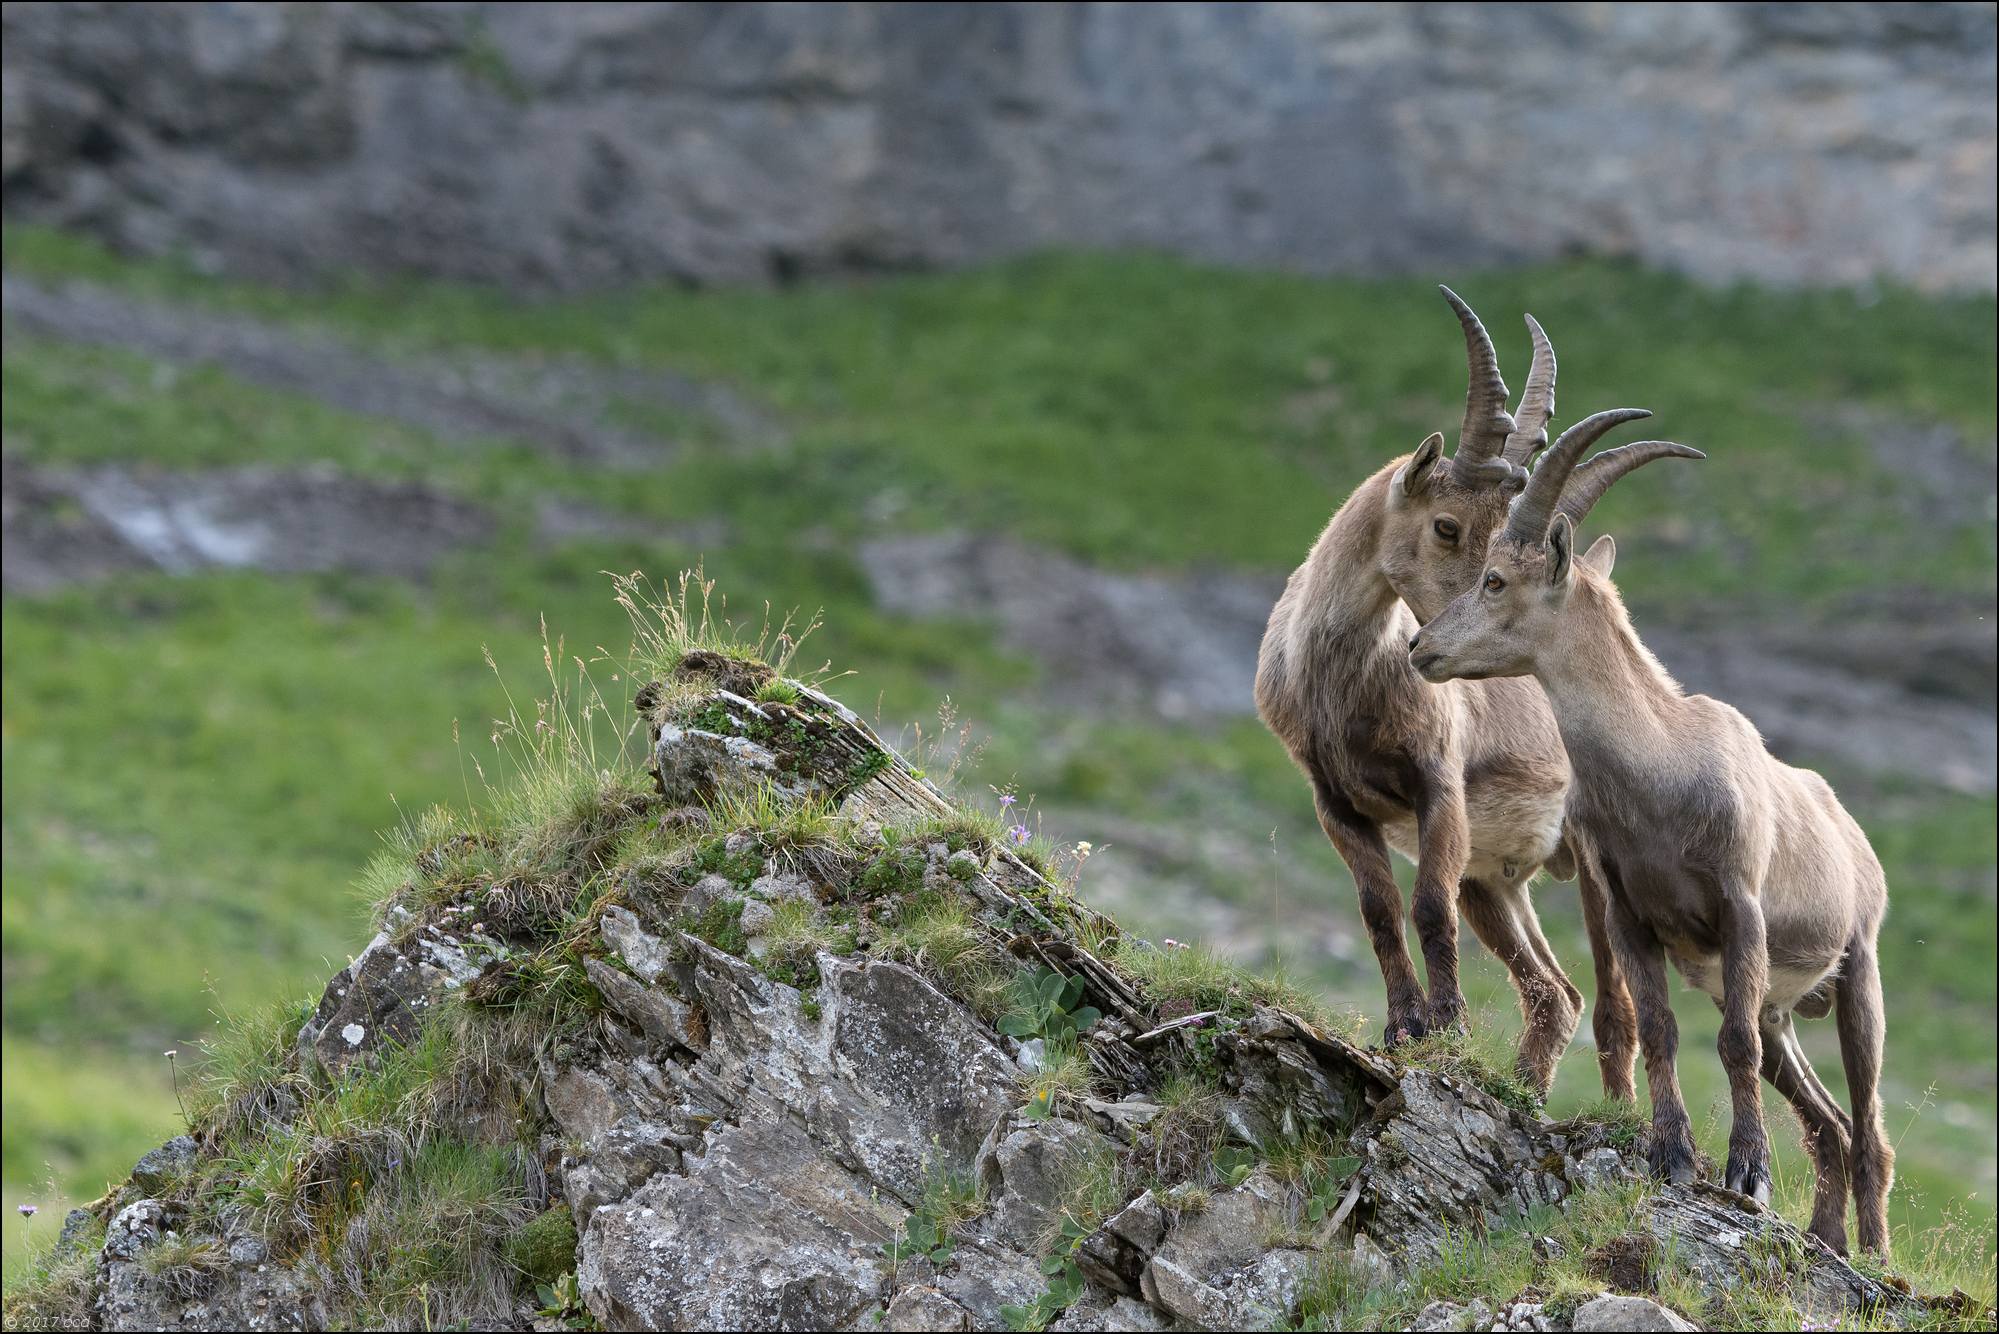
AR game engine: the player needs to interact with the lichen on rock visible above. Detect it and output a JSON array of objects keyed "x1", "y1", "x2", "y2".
[{"x1": 13, "y1": 645, "x2": 1963, "y2": 1333}]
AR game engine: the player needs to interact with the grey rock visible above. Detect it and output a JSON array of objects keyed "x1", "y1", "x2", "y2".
[
  {"x1": 4, "y1": 4, "x2": 1990, "y2": 293},
  {"x1": 655, "y1": 725, "x2": 811, "y2": 807},
  {"x1": 885, "y1": 1284, "x2": 972, "y2": 1332},
  {"x1": 130, "y1": 1136, "x2": 198, "y2": 1192},
  {"x1": 600, "y1": 905, "x2": 673, "y2": 984},
  {"x1": 1052, "y1": 1291, "x2": 1176, "y2": 1331},
  {"x1": 57, "y1": 1207, "x2": 96, "y2": 1253},
  {"x1": 1077, "y1": 1190, "x2": 1168, "y2": 1296},
  {"x1": 295, "y1": 931, "x2": 443, "y2": 1079},
  {"x1": 923, "y1": 1244, "x2": 1046, "y2": 1330},
  {"x1": 1348, "y1": 1232, "x2": 1398, "y2": 1288},
  {"x1": 1411, "y1": 1298, "x2": 1495, "y2": 1332},
  {"x1": 1354, "y1": 1064, "x2": 1568, "y2": 1263},
  {"x1": 583, "y1": 957, "x2": 705, "y2": 1052},
  {"x1": 1571, "y1": 1147, "x2": 1632, "y2": 1190},
  {"x1": 226, "y1": 1235, "x2": 267, "y2": 1267},
  {"x1": 97, "y1": 1239, "x2": 329, "y2": 1332},
  {"x1": 1572, "y1": 1294, "x2": 1702, "y2": 1332},
  {"x1": 578, "y1": 1116, "x2": 893, "y2": 1331},
  {"x1": 739, "y1": 898, "x2": 776, "y2": 936},
  {"x1": 977, "y1": 1118, "x2": 1118, "y2": 1251},
  {"x1": 1495, "y1": 1299, "x2": 1555, "y2": 1332},
  {"x1": 102, "y1": 1199, "x2": 168, "y2": 1261},
  {"x1": 683, "y1": 873, "x2": 738, "y2": 914},
  {"x1": 1140, "y1": 1174, "x2": 1299, "y2": 1327},
  {"x1": 749, "y1": 868, "x2": 817, "y2": 904}
]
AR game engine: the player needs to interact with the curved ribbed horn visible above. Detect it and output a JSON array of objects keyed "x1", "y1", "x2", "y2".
[
  {"x1": 1502, "y1": 314, "x2": 1556, "y2": 466},
  {"x1": 1504, "y1": 407, "x2": 1652, "y2": 544},
  {"x1": 1556, "y1": 440, "x2": 1705, "y2": 529},
  {"x1": 1439, "y1": 286, "x2": 1518, "y2": 485}
]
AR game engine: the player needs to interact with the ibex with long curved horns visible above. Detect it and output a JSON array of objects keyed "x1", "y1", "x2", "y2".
[
  {"x1": 1256, "y1": 288, "x2": 1695, "y2": 1097},
  {"x1": 1409, "y1": 429, "x2": 1894, "y2": 1257}
]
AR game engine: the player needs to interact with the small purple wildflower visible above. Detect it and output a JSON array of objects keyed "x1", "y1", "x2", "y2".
[
  {"x1": 17, "y1": 1204, "x2": 36, "y2": 1219},
  {"x1": 1008, "y1": 824, "x2": 1031, "y2": 846},
  {"x1": 998, "y1": 794, "x2": 1016, "y2": 809}
]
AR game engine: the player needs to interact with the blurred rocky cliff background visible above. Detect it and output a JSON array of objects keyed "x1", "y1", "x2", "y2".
[
  {"x1": 4, "y1": 2, "x2": 1995, "y2": 292},
  {"x1": 2, "y1": 0, "x2": 1994, "y2": 1288}
]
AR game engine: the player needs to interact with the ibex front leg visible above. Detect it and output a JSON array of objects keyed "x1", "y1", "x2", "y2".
[
  {"x1": 1313, "y1": 777, "x2": 1428, "y2": 1044},
  {"x1": 1608, "y1": 894, "x2": 1697, "y2": 1184},
  {"x1": 1717, "y1": 891, "x2": 1773, "y2": 1204},
  {"x1": 1411, "y1": 768, "x2": 1471, "y2": 1034}
]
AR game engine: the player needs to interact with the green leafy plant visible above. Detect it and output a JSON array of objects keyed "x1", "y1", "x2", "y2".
[
  {"x1": 1305, "y1": 1155, "x2": 1362, "y2": 1223},
  {"x1": 1000, "y1": 1254, "x2": 1088, "y2": 1330},
  {"x1": 880, "y1": 1210, "x2": 956, "y2": 1266},
  {"x1": 534, "y1": 1271, "x2": 593, "y2": 1329},
  {"x1": 1214, "y1": 1144, "x2": 1258, "y2": 1188},
  {"x1": 998, "y1": 968, "x2": 1101, "y2": 1046}
]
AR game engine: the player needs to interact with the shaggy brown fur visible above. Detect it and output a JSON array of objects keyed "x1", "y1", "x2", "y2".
[{"x1": 1413, "y1": 509, "x2": 1895, "y2": 1257}]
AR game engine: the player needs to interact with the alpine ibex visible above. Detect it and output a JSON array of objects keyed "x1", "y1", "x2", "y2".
[
  {"x1": 1409, "y1": 431, "x2": 1894, "y2": 1256},
  {"x1": 1256, "y1": 289, "x2": 1692, "y2": 1098}
]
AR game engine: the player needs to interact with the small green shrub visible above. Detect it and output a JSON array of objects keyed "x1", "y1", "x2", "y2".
[{"x1": 503, "y1": 1204, "x2": 578, "y2": 1286}]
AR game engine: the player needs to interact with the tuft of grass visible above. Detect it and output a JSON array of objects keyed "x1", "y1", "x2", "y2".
[
  {"x1": 185, "y1": 991, "x2": 316, "y2": 1140},
  {"x1": 1564, "y1": 1095, "x2": 1649, "y2": 1150},
  {"x1": 136, "y1": 1232, "x2": 229, "y2": 1300},
  {"x1": 615, "y1": 566, "x2": 824, "y2": 689},
  {"x1": 705, "y1": 786, "x2": 838, "y2": 853},
  {"x1": 1, "y1": 1213, "x2": 103, "y2": 1332},
  {"x1": 1038, "y1": 1140, "x2": 1131, "y2": 1257},
  {"x1": 334, "y1": 1138, "x2": 533, "y2": 1330},
  {"x1": 682, "y1": 898, "x2": 749, "y2": 957},
  {"x1": 758, "y1": 899, "x2": 856, "y2": 991},
  {"x1": 1396, "y1": 1020, "x2": 1542, "y2": 1118},
  {"x1": 1020, "y1": 1037, "x2": 1096, "y2": 1122},
  {"x1": 1146, "y1": 1073, "x2": 1228, "y2": 1185},
  {"x1": 754, "y1": 678, "x2": 802, "y2": 706},
  {"x1": 915, "y1": 1162, "x2": 988, "y2": 1235},
  {"x1": 502, "y1": 1204, "x2": 578, "y2": 1287},
  {"x1": 873, "y1": 892, "x2": 1017, "y2": 1020},
  {"x1": 1112, "y1": 938, "x2": 1352, "y2": 1036}
]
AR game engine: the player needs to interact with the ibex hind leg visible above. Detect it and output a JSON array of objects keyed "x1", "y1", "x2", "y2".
[
  {"x1": 1835, "y1": 937, "x2": 1895, "y2": 1257},
  {"x1": 1457, "y1": 881, "x2": 1580, "y2": 1100},
  {"x1": 1762, "y1": 1015, "x2": 1852, "y2": 1255},
  {"x1": 1575, "y1": 847, "x2": 1639, "y2": 1101}
]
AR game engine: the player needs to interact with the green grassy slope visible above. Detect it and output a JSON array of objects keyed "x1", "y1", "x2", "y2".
[{"x1": 2, "y1": 226, "x2": 1993, "y2": 1276}]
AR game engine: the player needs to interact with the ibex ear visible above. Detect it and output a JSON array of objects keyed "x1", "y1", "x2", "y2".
[
  {"x1": 1395, "y1": 433, "x2": 1445, "y2": 498},
  {"x1": 1547, "y1": 512, "x2": 1575, "y2": 586},
  {"x1": 1581, "y1": 533, "x2": 1617, "y2": 577}
]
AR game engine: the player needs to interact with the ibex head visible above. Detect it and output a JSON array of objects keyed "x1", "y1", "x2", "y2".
[
  {"x1": 1377, "y1": 288, "x2": 1563, "y2": 622},
  {"x1": 1409, "y1": 409, "x2": 1703, "y2": 682}
]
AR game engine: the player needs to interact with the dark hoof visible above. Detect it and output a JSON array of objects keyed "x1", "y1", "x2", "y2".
[
  {"x1": 1725, "y1": 1149, "x2": 1772, "y2": 1206},
  {"x1": 1648, "y1": 1134, "x2": 1698, "y2": 1186},
  {"x1": 1383, "y1": 1009, "x2": 1430, "y2": 1047}
]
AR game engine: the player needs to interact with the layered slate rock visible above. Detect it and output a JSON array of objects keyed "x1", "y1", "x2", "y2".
[{"x1": 59, "y1": 666, "x2": 1935, "y2": 1332}]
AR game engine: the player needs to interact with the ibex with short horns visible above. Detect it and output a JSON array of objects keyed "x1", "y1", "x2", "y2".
[
  {"x1": 1409, "y1": 428, "x2": 1894, "y2": 1256},
  {"x1": 1256, "y1": 288, "x2": 1693, "y2": 1097}
]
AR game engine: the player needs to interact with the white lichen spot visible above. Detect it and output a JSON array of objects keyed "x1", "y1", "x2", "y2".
[{"x1": 341, "y1": 1023, "x2": 367, "y2": 1047}]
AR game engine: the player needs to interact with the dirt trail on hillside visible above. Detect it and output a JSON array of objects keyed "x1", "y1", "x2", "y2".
[{"x1": 0, "y1": 274, "x2": 781, "y2": 463}]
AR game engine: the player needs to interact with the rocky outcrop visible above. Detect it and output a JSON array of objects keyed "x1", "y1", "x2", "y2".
[
  {"x1": 27, "y1": 654, "x2": 1958, "y2": 1332},
  {"x1": 4, "y1": 4, "x2": 1992, "y2": 294}
]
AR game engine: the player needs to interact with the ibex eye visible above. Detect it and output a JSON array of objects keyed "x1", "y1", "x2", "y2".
[
  {"x1": 1484, "y1": 571, "x2": 1505, "y2": 593},
  {"x1": 1433, "y1": 518, "x2": 1460, "y2": 541}
]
